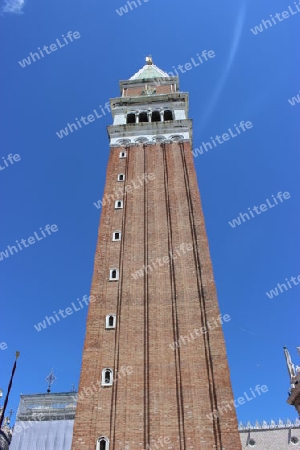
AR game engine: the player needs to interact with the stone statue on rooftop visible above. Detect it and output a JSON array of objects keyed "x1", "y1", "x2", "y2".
[{"x1": 284, "y1": 347, "x2": 297, "y2": 380}]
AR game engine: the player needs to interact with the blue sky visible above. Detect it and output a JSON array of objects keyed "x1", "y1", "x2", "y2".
[{"x1": 0, "y1": 0, "x2": 299, "y2": 426}]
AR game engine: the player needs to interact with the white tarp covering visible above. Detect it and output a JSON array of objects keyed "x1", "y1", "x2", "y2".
[{"x1": 9, "y1": 420, "x2": 74, "y2": 450}]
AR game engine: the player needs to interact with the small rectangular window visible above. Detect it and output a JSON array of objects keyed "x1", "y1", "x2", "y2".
[
  {"x1": 112, "y1": 231, "x2": 121, "y2": 241},
  {"x1": 106, "y1": 314, "x2": 116, "y2": 329},
  {"x1": 97, "y1": 437, "x2": 109, "y2": 450},
  {"x1": 117, "y1": 174, "x2": 125, "y2": 181},
  {"x1": 119, "y1": 151, "x2": 127, "y2": 158},
  {"x1": 102, "y1": 369, "x2": 113, "y2": 386},
  {"x1": 115, "y1": 200, "x2": 123, "y2": 209},
  {"x1": 109, "y1": 269, "x2": 119, "y2": 281}
]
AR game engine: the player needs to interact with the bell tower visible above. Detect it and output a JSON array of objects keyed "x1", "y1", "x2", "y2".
[{"x1": 71, "y1": 58, "x2": 242, "y2": 450}]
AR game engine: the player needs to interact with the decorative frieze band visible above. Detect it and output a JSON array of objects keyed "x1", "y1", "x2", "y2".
[{"x1": 110, "y1": 134, "x2": 190, "y2": 147}]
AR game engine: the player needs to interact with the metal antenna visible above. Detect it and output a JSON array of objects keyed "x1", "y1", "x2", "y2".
[
  {"x1": 46, "y1": 369, "x2": 56, "y2": 393},
  {"x1": 0, "y1": 351, "x2": 20, "y2": 429}
]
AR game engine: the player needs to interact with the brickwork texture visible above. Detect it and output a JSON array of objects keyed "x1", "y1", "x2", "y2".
[{"x1": 71, "y1": 139, "x2": 242, "y2": 450}]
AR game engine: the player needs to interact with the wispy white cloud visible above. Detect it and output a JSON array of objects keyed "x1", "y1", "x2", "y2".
[{"x1": 2, "y1": 0, "x2": 25, "y2": 14}]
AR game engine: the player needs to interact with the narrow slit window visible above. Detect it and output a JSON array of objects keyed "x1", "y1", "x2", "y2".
[
  {"x1": 106, "y1": 314, "x2": 116, "y2": 329},
  {"x1": 117, "y1": 174, "x2": 125, "y2": 181},
  {"x1": 109, "y1": 269, "x2": 119, "y2": 281},
  {"x1": 112, "y1": 231, "x2": 121, "y2": 241},
  {"x1": 97, "y1": 437, "x2": 109, "y2": 450},
  {"x1": 102, "y1": 368, "x2": 113, "y2": 386},
  {"x1": 119, "y1": 151, "x2": 127, "y2": 158},
  {"x1": 115, "y1": 200, "x2": 123, "y2": 209}
]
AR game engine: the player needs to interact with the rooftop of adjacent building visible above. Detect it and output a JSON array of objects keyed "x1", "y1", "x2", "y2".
[
  {"x1": 6, "y1": 391, "x2": 300, "y2": 450},
  {"x1": 15, "y1": 392, "x2": 77, "y2": 422},
  {"x1": 239, "y1": 418, "x2": 300, "y2": 430}
]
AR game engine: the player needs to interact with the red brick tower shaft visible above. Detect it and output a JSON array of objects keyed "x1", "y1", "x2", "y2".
[{"x1": 71, "y1": 60, "x2": 242, "y2": 450}]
